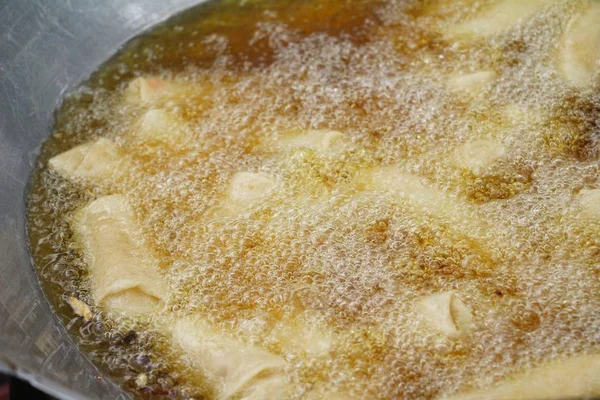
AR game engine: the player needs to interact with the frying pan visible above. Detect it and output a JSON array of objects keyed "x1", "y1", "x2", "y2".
[{"x1": 0, "y1": 1, "x2": 205, "y2": 398}]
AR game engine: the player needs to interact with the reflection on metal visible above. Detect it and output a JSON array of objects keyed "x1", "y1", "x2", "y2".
[{"x1": 0, "y1": 0, "x2": 205, "y2": 398}]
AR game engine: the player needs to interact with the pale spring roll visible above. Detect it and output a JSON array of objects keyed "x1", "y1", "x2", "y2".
[
  {"x1": 134, "y1": 108, "x2": 188, "y2": 143},
  {"x1": 71, "y1": 195, "x2": 167, "y2": 317},
  {"x1": 172, "y1": 316, "x2": 288, "y2": 400},
  {"x1": 558, "y1": 2, "x2": 600, "y2": 88},
  {"x1": 451, "y1": 139, "x2": 506, "y2": 175},
  {"x1": 278, "y1": 129, "x2": 345, "y2": 153},
  {"x1": 443, "y1": 353, "x2": 600, "y2": 400},
  {"x1": 48, "y1": 138, "x2": 123, "y2": 183},
  {"x1": 444, "y1": 0, "x2": 553, "y2": 40},
  {"x1": 417, "y1": 291, "x2": 473, "y2": 339}
]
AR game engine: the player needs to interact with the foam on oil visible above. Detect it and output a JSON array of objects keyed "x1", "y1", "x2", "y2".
[{"x1": 27, "y1": 0, "x2": 600, "y2": 398}]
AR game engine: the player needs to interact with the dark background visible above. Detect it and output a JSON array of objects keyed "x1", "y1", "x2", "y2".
[{"x1": 0, "y1": 374, "x2": 55, "y2": 400}]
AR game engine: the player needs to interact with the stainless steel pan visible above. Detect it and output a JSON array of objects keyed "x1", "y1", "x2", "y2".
[{"x1": 0, "y1": 1, "x2": 204, "y2": 398}]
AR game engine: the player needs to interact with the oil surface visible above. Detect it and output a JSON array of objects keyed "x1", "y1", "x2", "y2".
[{"x1": 27, "y1": 0, "x2": 600, "y2": 399}]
